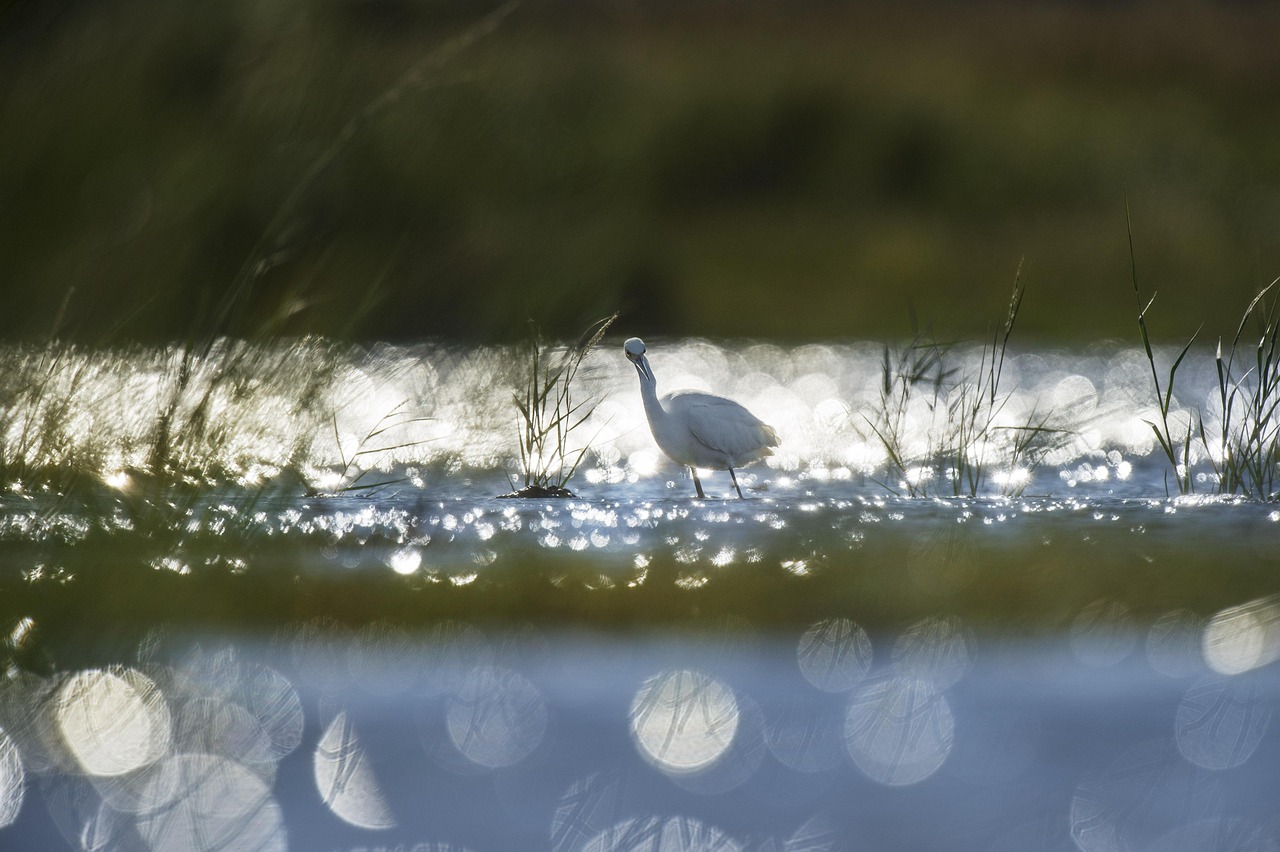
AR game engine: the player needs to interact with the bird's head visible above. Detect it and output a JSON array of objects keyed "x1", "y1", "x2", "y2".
[{"x1": 623, "y1": 337, "x2": 653, "y2": 383}]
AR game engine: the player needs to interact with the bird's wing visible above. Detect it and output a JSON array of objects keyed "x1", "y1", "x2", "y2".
[{"x1": 665, "y1": 392, "x2": 779, "y2": 461}]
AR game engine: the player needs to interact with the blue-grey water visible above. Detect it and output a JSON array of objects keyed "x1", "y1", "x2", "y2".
[{"x1": 1, "y1": 338, "x2": 1279, "y2": 850}]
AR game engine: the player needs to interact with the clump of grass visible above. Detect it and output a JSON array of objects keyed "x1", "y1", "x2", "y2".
[
  {"x1": 508, "y1": 313, "x2": 616, "y2": 497},
  {"x1": 948, "y1": 264, "x2": 1060, "y2": 497},
  {"x1": 1136, "y1": 277, "x2": 1280, "y2": 500},
  {"x1": 865, "y1": 266, "x2": 1063, "y2": 497},
  {"x1": 865, "y1": 320, "x2": 953, "y2": 497},
  {"x1": 1204, "y1": 280, "x2": 1280, "y2": 498},
  {"x1": 1129, "y1": 201, "x2": 1280, "y2": 499},
  {"x1": 0, "y1": 342, "x2": 101, "y2": 496}
]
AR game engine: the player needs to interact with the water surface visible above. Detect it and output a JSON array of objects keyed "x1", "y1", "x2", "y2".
[{"x1": 2, "y1": 339, "x2": 1278, "y2": 850}]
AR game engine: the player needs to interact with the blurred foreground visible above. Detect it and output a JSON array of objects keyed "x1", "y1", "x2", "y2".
[{"x1": 3, "y1": 620, "x2": 1279, "y2": 850}]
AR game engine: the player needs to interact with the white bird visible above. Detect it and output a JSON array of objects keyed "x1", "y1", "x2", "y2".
[{"x1": 624, "y1": 337, "x2": 779, "y2": 499}]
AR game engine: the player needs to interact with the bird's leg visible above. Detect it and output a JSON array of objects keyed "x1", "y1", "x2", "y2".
[
  {"x1": 728, "y1": 467, "x2": 744, "y2": 499},
  {"x1": 691, "y1": 468, "x2": 706, "y2": 499}
]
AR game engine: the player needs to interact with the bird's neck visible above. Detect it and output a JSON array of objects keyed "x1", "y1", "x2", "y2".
[{"x1": 636, "y1": 359, "x2": 663, "y2": 416}]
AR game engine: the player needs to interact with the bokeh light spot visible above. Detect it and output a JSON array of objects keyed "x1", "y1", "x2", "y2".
[
  {"x1": 314, "y1": 711, "x2": 395, "y2": 830},
  {"x1": 56, "y1": 668, "x2": 171, "y2": 777},
  {"x1": 629, "y1": 670, "x2": 739, "y2": 776},
  {"x1": 1202, "y1": 597, "x2": 1280, "y2": 675},
  {"x1": 891, "y1": 615, "x2": 972, "y2": 689},
  {"x1": 446, "y1": 666, "x2": 548, "y2": 769},
  {"x1": 135, "y1": 753, "x2": 285, "y2": 851},
  {"x1": 796, "y1": 617, "x2": 872, "y2": 693},
  {"x1": 844, "y1": 676, "x2": 954, "y2": 786},
  {"x1": 1175, "y1": 677, "x2": 1272, "y2": 770}
]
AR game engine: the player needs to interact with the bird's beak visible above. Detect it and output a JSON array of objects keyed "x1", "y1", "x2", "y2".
[{"x1": 628, "y1": 352, "x2": 653, "y2": 383}]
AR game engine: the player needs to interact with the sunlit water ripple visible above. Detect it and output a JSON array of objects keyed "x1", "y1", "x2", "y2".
[{"x1": 0, "y1": 337, "x2": 1250, "y2": 497}]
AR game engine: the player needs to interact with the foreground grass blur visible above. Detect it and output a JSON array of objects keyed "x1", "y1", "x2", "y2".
[{"x1": 4, "y1": 1, "x2": 1280, "y2": 343}]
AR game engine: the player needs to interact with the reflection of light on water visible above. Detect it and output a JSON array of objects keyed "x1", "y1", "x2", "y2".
[
  {"x1": 447, "y1": 667, "x2": 548, "y2": 769},
  {"x1": 1202, "y1": 596, "x2": 1280, "y2": 675},
  {"x1": 238, "y1": 665, "x2": 305, "y2": 763},
  {"x1": 992, "y1": 467, "x2": 1030, "y2": 488},
  {"x1": 56, "y1": 668, "x2": 171, "y2": 777},
  {"x1": 152, "y1": 556, "x2": 191, "y2": 576},
  {"x1": 784, "y1": 813, "x2": 850, "y2": 850},
  {"x1": 4, "y1": 615, "x2": 1280, "y2": 848},
  {"x1": 7, "y1": 616, "x2": 36, "y2": 651},
  {"x1": 387, "y1": 547, "x2": 422, "y2": 575},
  {"x1": 1175, "y1": 677, "x2": 1272, "y2": 770},
  {"x1": 844, "y1": 676, "x2": 954, "y2": 786},
  {"x1": 1051, "y1": 374, "x2": 1098, "y2": 417},
  {"x1": 671, "y1": 696, "x2": 768, "y2": 795},
  {"x1": 170, "y1": 698, "x2": 278, "y2": 784},
  {"x1": 710, "y1": 547, "x2": 735, "y2": 567},
  {"x1": 629, "y1": 670, "x2": 739, "y2": 776},
  {"x1": 314, "y1": 711, "x2": 395, "y2": 830},
  {"x1": 102, "y1": 469, "x2": 129, "y2": 490},
  {"x1": 627, "y1": 449, "x2": 660, "y2": 478},
  {"x1": 905, "y1": 466, "x2": 935, "y2": 488},
  {"x1": 674, "y1": 573, "x2": 709, "y2": 589},
  {"x1": 551, "y1": 770, "x2": 630, "y2": 852},
  {"x1": 136, "y1": 753, "x2": 286, "y2": 851},
  {"x1": 0, "y1": 727, "x2": 23, "y2": 829},
  {"x1": 796, "y1": 618, "x2": 872, "y2": 692},
  {"x1": 781, "y1": 559, "x2": 810, "y2": 576},
  {"x1": 891, "y1": 616, "x2": 972, "y2": 689},
  {"x1": 0, "y1": 339, "x2": 1255, "y2": 498},
  {"x1": 765, "y1": 696, "x2": 844, "y2": 774},
  {"x1": 1146, "y1": 609, "x2": 1205, "y2": 678},
  {"x1": 1070, "y1": 740, "x2": 1223, "y2": 852},
  {"x1": 581, "y1": 815, "x2": 742, "y2": 852}
]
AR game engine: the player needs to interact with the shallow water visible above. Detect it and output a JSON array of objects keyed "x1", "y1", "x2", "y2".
[
  {"x1": 2, "y1": 339, "x2": 1279, "y2": 850},
  {"x1": 0, "y1": 337, "x2": 1246, "y2": 498}
]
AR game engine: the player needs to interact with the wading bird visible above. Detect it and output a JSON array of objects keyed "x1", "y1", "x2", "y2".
[{"x1": 624, "y1": 337, "x2": 779, "y2": 499}]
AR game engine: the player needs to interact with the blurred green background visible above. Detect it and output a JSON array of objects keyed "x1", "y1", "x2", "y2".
[{"x1": 3, "y1": 0, "x2": 1280, "y2": 344}]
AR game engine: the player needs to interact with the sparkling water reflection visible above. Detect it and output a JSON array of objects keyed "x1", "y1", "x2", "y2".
[{"x1": 0, "y1": 338, "x2": 1257, "y2": 499}]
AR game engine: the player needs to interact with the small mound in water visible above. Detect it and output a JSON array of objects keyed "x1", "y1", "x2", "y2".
[{"x1": 498, "y1": 485, "x2": 576, "y2": 499}]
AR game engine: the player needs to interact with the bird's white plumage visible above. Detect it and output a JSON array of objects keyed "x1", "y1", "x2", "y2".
[
  {"x1": 664, "y1": 391, "x2": 777, "y2": 467},
  {"x1": 624, "y1": 337, "x2": 778, "y2": 498}
]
